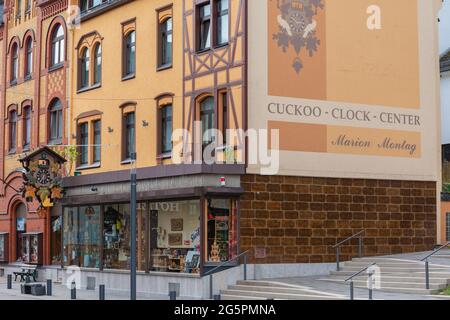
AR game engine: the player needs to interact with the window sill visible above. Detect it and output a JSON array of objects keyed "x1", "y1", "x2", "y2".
[
  {"x1": 157, "y1": 152, "x2": 172, "y2": 160},
  {"x1": 157, "y1": 64, "x2": 172, "y2": 72},
  {"x1": 76, "y1": 162, "x2": 101, "y2": 171},
  {"x1": 8, "y1": 150, "x2": 16, "y2": 156},
  {"x1": 77, "y1": 83, "x2": 101, "y2": 94},
  {"x1": 120, "y1": 159, "x2": 132, "y2": 165},
  {"x1": 121, "y1": 73, "x2": 135, "y2": 82},
  {"x1": 196, "y1": 48, "x2": 211, "y2": 55},
  {"x1": 48, "y1": 140, "x2": 62, "y2": 146},
  {"x1": 24, "y1": 75, "x2": 32, "y2": 82},
  {"x1": 22, "y1": 145, "x2": 30, "y2": 152},
  {"x1": 48, "y1": 63, "x2": 64, "y2": 73},
  {"x1": 9, "y1": 80, "x2": 17, "y2": 87}
]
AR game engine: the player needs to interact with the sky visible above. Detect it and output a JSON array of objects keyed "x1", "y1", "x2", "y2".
[{"x1": 440, "y1": 0, "x2": 450, "y2": 54}]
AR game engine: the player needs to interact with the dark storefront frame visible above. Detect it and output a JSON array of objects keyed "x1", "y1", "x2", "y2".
[{"x1": 59, "y1": 192, "x2": 241, "y2": 276}]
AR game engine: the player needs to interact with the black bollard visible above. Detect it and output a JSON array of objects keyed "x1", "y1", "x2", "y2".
[
  {"x1": 7, "y1": 275, "x2": 12, "y2": 289},
  {"x1": 47, "y1": 280, "x2": 52, "y2": 296},
  {"x1": 169, "y1": 291, "x2": 177, "y2": 300},
  {"x1": 214, "y1": 294, "x2": 221, "y2": 300},
  {"x1": 99, "y1": 284, "x2": 105, "y2": 300},
  {"x1": 71, "y1": 281, "x2": 76, "y2": 300}
]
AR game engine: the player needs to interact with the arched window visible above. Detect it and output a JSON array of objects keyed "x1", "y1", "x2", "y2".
[
  {"x1": 51, "y1": 24, "x2": 65, "y2": 67},
  {"x1": 159, "y1": 17, "x2": 172, "y2": 67},
  {"x1": 23, "y1": 106, "x2": 31, "y2": 149},
  {"x1": 11, "y1": 43, "x2": 19, "y2": 83},
  {"x1": 80, "y1": 47, "x2": 90, "y2": 89},
  {"x1": 25, "y1": 37, "x2": 33, "y2": 78},
  {"x1": 93, "y1": 43, "x2": 102, "y2": 85},
  {"x1": 9, "y1": 110, "x2": 17, "y2": 152},
  {"x1": 160, "y1": 104, "x2": 173, "y2": 154},
  {"x1": 49, "y1": 99, "x2": 63, "y2": 144},
  {"x1": 123, "y1": 112, "x2": 135, "y2": 160},
  {"x1": 123, "y1": 31, "x2": 136, "y2": 77},
  {"x1": 199, "y1": 96, "x2": 215, "y2": 147}
]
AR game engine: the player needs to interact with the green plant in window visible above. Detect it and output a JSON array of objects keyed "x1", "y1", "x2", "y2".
[{"x1": 54, "y1": 146, "x2": 79, "y2": 177}]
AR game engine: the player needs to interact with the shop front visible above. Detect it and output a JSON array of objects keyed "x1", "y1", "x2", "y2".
[{"x1": 61, "y1": 197, "x2": 239, "y2": 275}]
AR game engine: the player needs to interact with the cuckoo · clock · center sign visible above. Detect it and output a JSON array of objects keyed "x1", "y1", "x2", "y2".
[{"x1": 19, "y1": 147, "x2": 67, "y2": 217}]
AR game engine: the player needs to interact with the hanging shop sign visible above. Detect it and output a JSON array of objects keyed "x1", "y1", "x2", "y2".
[{"x1": 19, "y1": 147, "x2": 67, "y2": 217}]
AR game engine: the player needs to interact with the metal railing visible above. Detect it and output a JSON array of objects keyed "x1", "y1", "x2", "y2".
[
  {"x1": 345, "y1": 262, "x2": 377, "y2": 300},
  {"x1": 420, "y1": 242, "x2": 450, "y2": 289},
  {"x1": 332, "y1": 230, "x2": 365, "y2": 271},
  {"x1": 203, "y1": 250, "x2": 251, "y2": 299}
]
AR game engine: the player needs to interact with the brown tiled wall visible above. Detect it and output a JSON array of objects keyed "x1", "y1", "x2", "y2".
[{"x1": 240, "y1": 175, "x2": 437, "y2": 264}]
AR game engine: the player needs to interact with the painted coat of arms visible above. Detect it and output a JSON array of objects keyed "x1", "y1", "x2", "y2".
[{"x1": 273, "y1": 0, "x2": 324, "y2": 74}]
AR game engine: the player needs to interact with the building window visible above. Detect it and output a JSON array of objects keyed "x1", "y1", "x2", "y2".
[
  {"x1": 25, "y1": 0, "x2": 30, "y2": 13},
  {"x1": 9, "y1": 110, "x2": 17, "y2": 153},
  {"x1": 198, "y1": 3, "x2": 211, "y2": 51},
  {"x1": 63, "y1": 206, "x2": 101, "y2": 268},
  {"x1": 206, "y1": 198, "x2": 238, "y2": 263},
  {"x1": 216, "y1": 0, "x2": 229, "y2": 45},
  {"x1": 200, "y1": 96, "x2": 215, "y2": 147},
  {"x1": 93, "y1": 43, "x2": 102, "y2": 85},
  {"x1": 161, "y1": 105, "x2": 173, "y2": 154},
  {"x1": 123, "y1": 31, "x2": 136, "y2": 77},
  {"x1": 25, "y1": 37, "x2": 33, "y2": 78},
  {"x1": 159, "y1": 17, "x2": 173, "y2": 67},
  {"x1": 124, "y1": 112, "x2": 135, "y2": 160},
  {"x1": 447, "y1": 213, "x2": 450, "y2": 242},
  {"x1": 51, "y1": 24, "x2": 65, "y2": 67},
  {"x1": 78, "y1": 122, "x2": 89, "y2": 165},
  {"x1": 16, "y1": 0, "x2": 21, "y2": 18},
  {"x1": 11, "y1": 43, "x2": 19, "y2": 84},
  {"x1": 49, "y1": 99, "x2": 63, "y2": 144},
  {"x1": 80, "y1": 0, "x2": 103, "y2": 13},
  {"x1": 23, "y1": 106, "x2": 31, "y2": 149},
  {"x1": 80, "y1": 47, "x2": 90, "y2": 89},
  {"x1": 93, "y1": 120, "x2": 101, "y2": 163},
  {"x1": 220, "y1": 91, "x2": 228, "y2": 145}
]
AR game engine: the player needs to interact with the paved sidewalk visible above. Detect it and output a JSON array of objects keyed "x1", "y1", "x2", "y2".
[{"x1": 0, "y1": 279, "x2": 196, "y2": 300}]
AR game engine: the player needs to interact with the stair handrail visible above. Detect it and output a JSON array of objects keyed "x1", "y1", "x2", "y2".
[
  {"x1": 420, "y1": 242, "x2": 450, "y2": 290},
  {"x1": 332, "y1": 230, "x2": 365, "y2": 248},
  {"x1": 344, "y1": 262, "x2": 377, "y2": 300},
  {"x1": 203, "y1": 249, "x2": 251, "y2": 277},
  {"x1": 420, "y1": 242, "x2": 450, "y2": 262},
  {"x1": 331, "y1": 230, "x2": 365, "y2": 271},
  {"x1": 344, "y1": 262, "x2": 377, "y2": 282},
  {"x1": 203, "y1": 249, "x2": 252, "y2": 300}
]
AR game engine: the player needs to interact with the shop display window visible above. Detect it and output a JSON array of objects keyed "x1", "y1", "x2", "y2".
[
  {"x1": 149, "y1": 200, "x2": 201, "y2": 274},
  {"x1": 206, "y1": 198, "x2": 238, "y2": 263},
  {"x1": 17, "y1": 233, "x2": 43, "y2": 265},
  {"x1": 63, "y1": 206, "x2": 101, "y2": 268},
  {"x1": 50, "y1": 216, "x2": 62, "y2": 264},
  {"x1": 0, "y1": 233, "x2": 9, "y2": 263}
]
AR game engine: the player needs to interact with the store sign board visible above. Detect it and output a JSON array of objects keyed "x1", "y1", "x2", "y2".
[
  {"x1": 19, "y1": 147, "x2": 67, "y2": 215},
  {"x1": 247, "y1": 0, "x2": 441, "y2": 180}
]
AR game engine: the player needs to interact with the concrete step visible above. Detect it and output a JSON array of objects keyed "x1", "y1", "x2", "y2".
[
  {"x1": 334, "y1": 266, "x2": 450, "y2": 273},
  {"x1": 220, "y1": 289, "x2": 344, "y2": 300},
  {"x1": 322, "y1": 278, "x2": 447, "y2": 290},
  {"x1": 327, "y1": 274, "x2": 450, "y2": 284},
  {"x1": 228, "y1": 285, "x2": 343, "y2": 297},
  {"x1": 330, "y1": 270, "x2": 450, "y2": 277},
  {"x1": 236, "y1": 280, "x2": 295, "y2": 287},
  {"x1": 343, "y1": 261, "x2": 430, "y2": 268}
]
